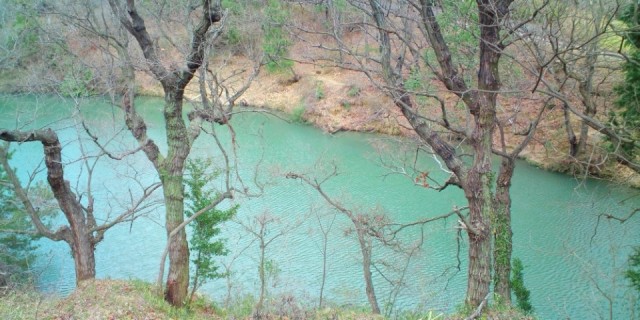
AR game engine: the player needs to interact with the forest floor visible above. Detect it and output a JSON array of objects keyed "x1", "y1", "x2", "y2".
[{"x1": 0, "y1": 279, "x2": 533, "y2": 320}]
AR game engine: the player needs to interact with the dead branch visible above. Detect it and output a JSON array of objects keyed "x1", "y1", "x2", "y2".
[
  {"x1": 389, "y1": 206, "x2": 469, "y2": 239},
  {"x1": 463, "y1": 293, "x2": 490, "y2": 320}
]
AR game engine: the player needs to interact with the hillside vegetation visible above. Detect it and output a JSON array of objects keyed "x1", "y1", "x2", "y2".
[{"x1": 0, "y1": 1, "x2": 638, "y2": 186}]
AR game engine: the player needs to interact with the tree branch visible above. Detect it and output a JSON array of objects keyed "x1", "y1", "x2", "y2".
[
  {"x1": 0, "y1": 136, "x2": 71, "y2": 242},
  {"x1": 389, "y1": 206, "x2": 469, "y2": 238},
  {"x1": 91, "y1": 182, "x2": 162, "y2": 237},
  {"x1": 417, "y1": 0, "x2": 474, "y2": 105},
  {"x1": 107, "y1": 0, "x2": 172, "y2": 86}
]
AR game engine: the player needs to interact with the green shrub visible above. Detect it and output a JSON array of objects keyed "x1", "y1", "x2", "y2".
[
  {"x1": 347, "y1": 85, "x2": 360, "y2": 97},
  {"x1": 221, "y1": 0, "x2": 243, "y2": 14},
  {"x1": 626, "y1": 246, "x2": 640, "y2": 293},
  {"x1": 611, "y1": 3, "x2": 640, "y2": 157},
  {"x1": 59, "y1": 69, "x2": 94, "y2": 97},
  {"x1": 511, "y1": 258, "x2": 533, "y2": 314},
  {"x1": 184, "y1": 158, "x2": 237, "y2": 302},
  {"x1": 315, "y1": 81, "x2": 325, "y2": 100},
  {"x1": 263, "y1": 0, "x2": 293, "y2": 73},
  {"x1": 224, "y1": 26, "x2": 242, "y2": 46},
  {"x1": 0, "y1": 149, "x2": 43, "y2": 288},
  {"x1": 290, "y1": 103, "x2": 306, "y2": 123}
]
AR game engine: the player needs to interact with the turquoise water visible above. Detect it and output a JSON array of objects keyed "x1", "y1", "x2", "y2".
[{"x1": 1, "y1": 95, "x2": 639, "y2": 319}]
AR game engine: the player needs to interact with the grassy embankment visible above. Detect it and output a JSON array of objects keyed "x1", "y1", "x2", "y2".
[{"x1": 0, "y1": 279, "x2": 534, "y2": 320}]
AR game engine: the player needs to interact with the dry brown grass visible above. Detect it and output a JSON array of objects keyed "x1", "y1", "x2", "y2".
[{"x1": 36, "y1": 280, "x2": 219, "y2": 320}]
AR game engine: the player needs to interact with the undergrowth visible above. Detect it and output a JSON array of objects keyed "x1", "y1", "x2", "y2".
[{"x1": 0, "y1": 279, "x2": 537, "y2": 320}]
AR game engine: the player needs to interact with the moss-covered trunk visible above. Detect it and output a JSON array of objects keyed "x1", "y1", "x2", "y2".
[
  {"x1": 109, "y1": 0, "x2": 222, "y2": 307},
  {"x1": 461, "y1": 0, "x2": 509, "y2": 308},
  {"x1": 161, "y1": 172, "x2": 189, "y2": 306},
  {"x1": 493, "y1": 158, "x2": 514, "y2": 304},
  {"x1": 464, "y1": 137, "x2": 494, "y2": 307},
  {"x1": 160, "y1": 92, "x2": 191, "y2": 307}
]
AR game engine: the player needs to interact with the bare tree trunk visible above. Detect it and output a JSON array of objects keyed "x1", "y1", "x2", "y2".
[
  {"x1": 317, "y1": 214, "x2": 334, "y2": 309},
  {"x1": 493, "y1": 158, "x2": 514, "y2": 304},
  {"x1": 189, "y1": 251, "x2": 201, "y2": 304},
  {"x1": 47, "y1": 153, "x2": 97, "y2": 283},
  {"x1": 108, "y1": 0, "x2": 222, "y2": 304},
  {"x1": 358, "y1": 232, "x2": 380, "y2": 314},
  {"x1": 257, "y1": 240, "x2": 266, "y2": 313},
  {"x1": 574, "y1": 38, "x2": 598, "y2": 157},
  {"x1": 462, "y1": 0, "x2": 509, "y2": 306},
  {"x1": 42, "y1": 132, "x2": 98, "y2": 284},
  {"x1": 0, "y1": 129, "x2": 97, "y2": 284},
  {"x1": 354, "y1": 0, "x2": 513, "y2": 311},
  {"x1": 576, "y1": 75, "x2": 597, "y2": 157},
  {"x1": 563, "y1": 103, "x2": 579, "y2": 157},
  {"x1": 464, "y1": 171, "x2": 493, "y2": 308},
  {"x1": 71, "y1": 226, "x2": 97, "y2": 282},
  {"x1": 286, "y1": 171, "x2": 384, "y2": 314},
  {"x1": 319, "y1": 236, "x2": 328, "y2": 308},
  {"x1": 577, "y1": 119, "x2": 590, "y2": 157}
]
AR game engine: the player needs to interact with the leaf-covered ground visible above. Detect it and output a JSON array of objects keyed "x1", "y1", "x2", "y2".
[
  {"x1": 1, "y1": 280, "x2": 217, "y2": 320},
  {"x1": 0, "y1": 279, "x2": 534, "y2": 319}
]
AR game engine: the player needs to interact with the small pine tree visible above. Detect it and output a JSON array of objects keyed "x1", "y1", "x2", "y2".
[
  {"x1": 262, "y1": 0, "x2": 293, "y2": 73},
  {"x1": 510, "y1": 258, "x2": 533, "y2": 314},
  {"x1": 626, "y1": 246, "x2": 640, "y2": 293},
  {"x1": 611, "y1": 4, "x2": 640, "y2": 157},
  {"x1": 184, "y1": 158, "x2": 237, "y2": 302},
  {"x1": 0, "y1": 150, "x2": 39, "y2": 288}
]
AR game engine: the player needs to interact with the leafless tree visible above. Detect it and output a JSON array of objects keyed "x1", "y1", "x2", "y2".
[
  {"x1": 236, "y1": 211, "x2": 291, "y2": 317},
  {"x1": 513, "y1": 0, "x2": 640, "y2": 174},
  {"x1": 286, "y1": 168, "x2": 428, "y2": 315},
  {"x1": 29, "y1": 0, "x2": 265, "y2": 306},
  {"x1": 294, "y1": 0, "x2": 551, "y2": 308},
  {"x1": 0, "y1": 117, "x2": 161, "y2": 284},
  {"x1": 310, "y1": 204, "x2": 336, "y2": 309}
]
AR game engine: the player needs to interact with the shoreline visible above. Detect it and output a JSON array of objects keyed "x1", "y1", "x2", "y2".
[{"x1": 1, "y1": 81, "x2": 638, "y2": 188}]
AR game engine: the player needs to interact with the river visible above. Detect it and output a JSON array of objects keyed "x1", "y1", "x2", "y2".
[{"x1": 1, "y1": 94, "x2": 639, "y2": 319}]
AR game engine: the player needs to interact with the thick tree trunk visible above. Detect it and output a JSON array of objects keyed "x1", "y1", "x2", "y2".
[
  {"x1": 162, "y1": 172, "x2": 189, "y2": 306},
  {"x1": 162, "y1": 94, "x2": 191, "y2": 307},
  {"x1": 0, "y1": 129, "x2": 98, "y2": 284},
  {"x1": 42, "y1": 133, "x2": 98, "y2": 284},
  {"x1": 464, "y1": 171, "x2": 493, "y2": 307},
  {"x1": 108, "y1": 0, "x2": 222, "y2": 307},
  {"x1": 462, "y1": 0, "x2": 511, "y2": 307},
  {"x1": 493, "y1": 158, "x2": 514, "y2": 304},
  {"x1": 577, "y1": 121, "x2": 589, "y2": 157},
  {"x1": 466, "y1": 219, "x2": 492, "y2": 307},
  {"x1": 71, "y1": 230, "x2": 97, "y2": 282},
  {"x1": 369, "y1": 0, "x2": 513, "y2": 311},
  {"x1": 47, "y1": 143, "x2": 97, "y2": 284}
]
